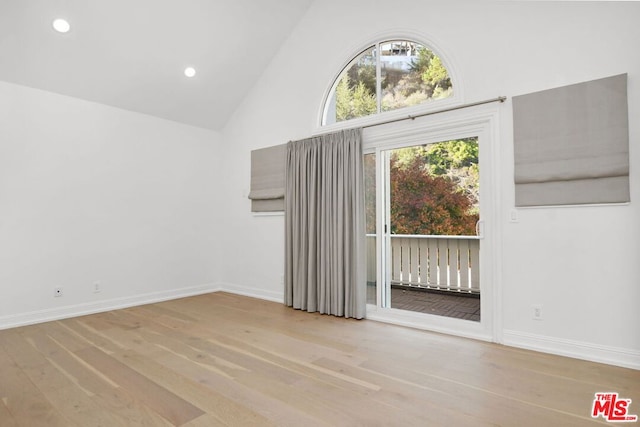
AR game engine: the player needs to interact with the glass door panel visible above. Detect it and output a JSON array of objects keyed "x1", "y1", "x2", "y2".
[
  {"x1": 364, "y1": 152, "x2": 377, "y2": 305},
  {"x1": 382, "y1": 138, "x2": 481, "y2": 321}
]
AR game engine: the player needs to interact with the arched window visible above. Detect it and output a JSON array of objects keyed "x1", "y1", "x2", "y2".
[{"x1": 322, "y1": 40, "x2": 454, "y2": 126}]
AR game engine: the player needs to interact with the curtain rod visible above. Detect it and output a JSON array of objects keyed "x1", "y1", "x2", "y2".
[{"x1": 362, "y1": 96, "x2": 507, "y2": 129}]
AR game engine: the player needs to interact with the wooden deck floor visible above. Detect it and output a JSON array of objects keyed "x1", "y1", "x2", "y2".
[
  {"x1": 368, "y1": 283, "x2": 481, "y2": 321},
  {"x1": 1, "y1": 292, "x2": 638, "y2": 426},
  {"x1": 391, "y1": 286, "x2": 481, "y2": 321}
]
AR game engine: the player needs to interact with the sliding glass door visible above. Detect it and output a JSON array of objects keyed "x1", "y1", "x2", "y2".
[
  {"x1": 383, "y1": 139, "x2": 480, "y2": 320},
  {"x1": 363, "y1": 109, "x2": 499, "y2": 340}
]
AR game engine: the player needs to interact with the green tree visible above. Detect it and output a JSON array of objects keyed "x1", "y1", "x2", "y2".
[
  {"x1": 408, "y1": 47, "x2": 452, "y2": 99},
  {"x1": 335, "y1": 75, "x2": 353, "y2": 122},
  {"x1": 335, "y1": 74, "x2": 377, "y2": 122},
  {"x1": 409, "y1": 47, "x2": 434, "y2": 74},
  {"x1": 424, "y1": 139, "x2": 478, "y2": 175},
  {"x1": 352, "y1": 81, "x2": 376, "y2": 118},
  {"x1": 421, "y1": 56, "x2": 451, "y2": 93},
  {"x1": 424, "y1": 139, "x2": 479, "y2": 211}
]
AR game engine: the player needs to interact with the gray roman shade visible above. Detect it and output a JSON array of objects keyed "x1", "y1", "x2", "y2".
[
  {"x1": 248, "y1": 144, "x2": 286, "y2": 212},
  {"x1": 513, "y1": 74, "x2": 629, "y2": 206}
]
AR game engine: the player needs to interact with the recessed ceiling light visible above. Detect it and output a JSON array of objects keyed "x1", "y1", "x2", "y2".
[
  {"x1": 52, "y1": 18, "x2": 70, "y2": 33},
  {"x1": 184, "y1": 67, "x2": 196, "y2": 78}
]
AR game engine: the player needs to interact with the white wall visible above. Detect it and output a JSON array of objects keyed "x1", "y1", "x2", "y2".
[
  {"x1": 220, "y1": 0, "x2": 640, "y2": 368},
  {"x1": 0, "y1": 81, "x2": 221, "y2": 327}
]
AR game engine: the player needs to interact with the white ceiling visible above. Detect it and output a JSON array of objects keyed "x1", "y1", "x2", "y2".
[{"x1": 0, "y1": 0, "x2": 313, "y2": 131}]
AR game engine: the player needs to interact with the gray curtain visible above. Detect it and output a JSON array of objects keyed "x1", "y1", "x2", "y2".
[{"x1": 285, "y1": 128, "x2": 366, "y2": 319}]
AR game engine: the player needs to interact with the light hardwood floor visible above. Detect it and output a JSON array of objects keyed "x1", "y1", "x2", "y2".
[{"x1": 1, "y1": 292, "x2": 638, "y2": 426}]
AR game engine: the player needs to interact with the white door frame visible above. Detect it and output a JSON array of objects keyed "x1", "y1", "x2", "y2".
[{"x1": 363, "y1": 103, "x2": 503, "y2": 343}]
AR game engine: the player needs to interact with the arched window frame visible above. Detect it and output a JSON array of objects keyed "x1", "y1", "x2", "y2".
[{"x1": 317, "y1": 32, "x2": 463, "y2": 132}]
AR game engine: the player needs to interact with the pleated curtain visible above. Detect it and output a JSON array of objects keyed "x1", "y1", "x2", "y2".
[{"x1": 284, "y1": 128, "x2": 366, "y2": 319}]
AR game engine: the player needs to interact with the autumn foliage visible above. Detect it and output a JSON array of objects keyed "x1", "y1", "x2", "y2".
[{"x1": 389, "y1": 154, "x2": 478, "y2": 236}]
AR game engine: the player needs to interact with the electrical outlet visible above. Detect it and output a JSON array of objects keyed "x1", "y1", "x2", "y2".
[
  {"x1": 93, "y1": 280, "x2": 101, "y2": 293},
  {"x1": 54, "y1": 287, "x2": 64, "y2": 297},
  {"x1": 532, "y1": 304, "x2": 543, "y2": 320}
]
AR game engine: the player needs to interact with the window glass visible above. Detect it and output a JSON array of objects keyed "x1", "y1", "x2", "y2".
[
  {"x1": 381, "y1": 41, "x2": 452, "y2": 113},
  {"x1": 323, "y1": 40, "x2": 453, "y2": 125},
  {"x1": 364, "y1": 152, "x2": 377, "y2": 305},
  {"x1": 325, "y1": 47, "x2": 377, "y2": 124}
]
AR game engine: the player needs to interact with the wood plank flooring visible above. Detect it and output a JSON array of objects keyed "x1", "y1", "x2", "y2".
[{"x1": 0, "y1": 292, "x2": 638, "y2": 426}]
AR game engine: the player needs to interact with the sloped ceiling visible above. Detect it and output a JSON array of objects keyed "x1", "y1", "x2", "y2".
[{"x1": 0, "y1": 0, "x2": 313, "y2": 131}]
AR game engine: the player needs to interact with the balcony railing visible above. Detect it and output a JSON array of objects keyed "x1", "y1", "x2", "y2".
[{"x1": 366, "y1": 234, "x2": 480, "y2": 294}]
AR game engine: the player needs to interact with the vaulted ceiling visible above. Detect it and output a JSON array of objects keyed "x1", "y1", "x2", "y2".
[{"x1": 0, "y1": 0, "x2": 313, "y2": 131}]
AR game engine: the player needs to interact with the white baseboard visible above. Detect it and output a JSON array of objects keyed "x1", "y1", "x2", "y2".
[
  {"x1": 0, "y1": 282, "x2": 281, "y2": 331},
  {"x1": 503, "y1": 329, "x2": 640, "y2": 370},
  {"x1": 216, "y1": 282, "x2": 284, "y2": 304},
  {"x1": 0, "y1": 283, "x2": 220, "y2": 330}
]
